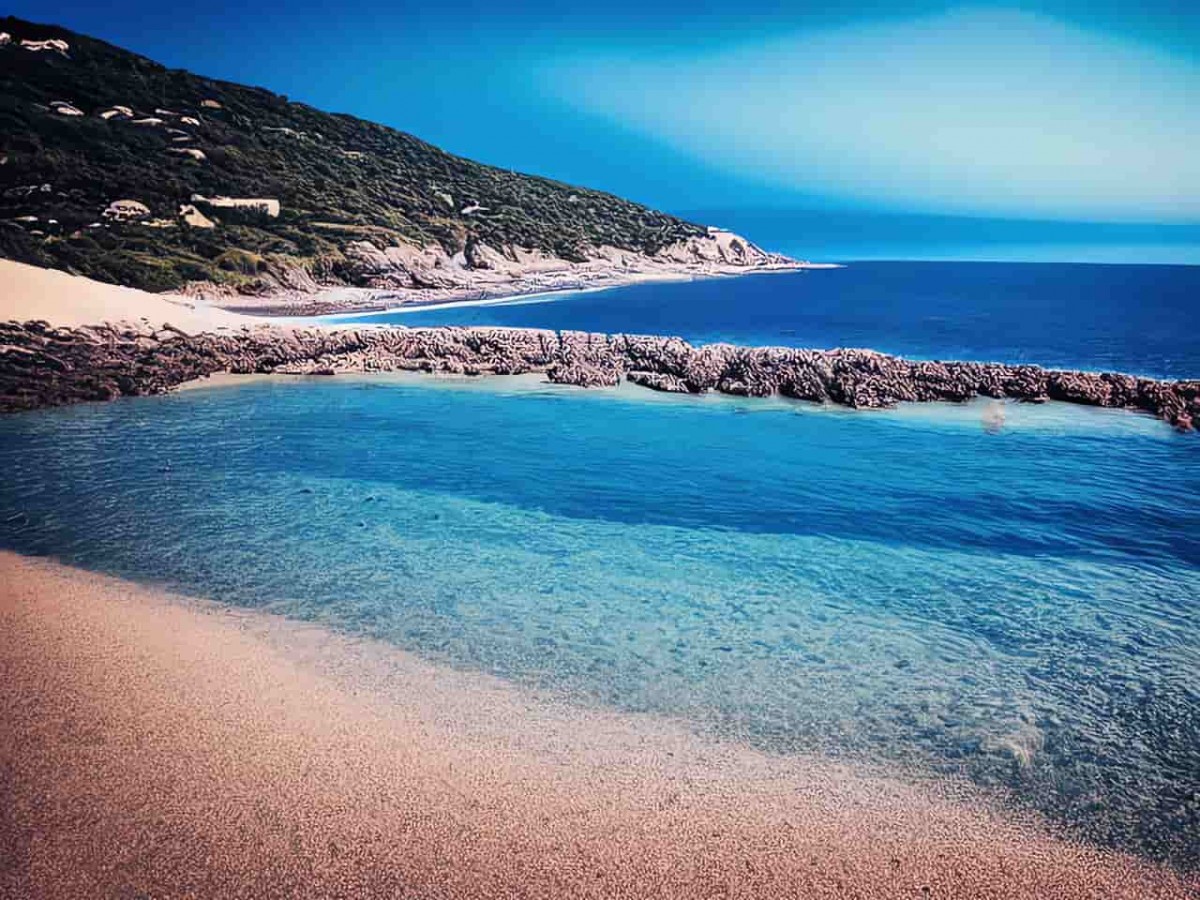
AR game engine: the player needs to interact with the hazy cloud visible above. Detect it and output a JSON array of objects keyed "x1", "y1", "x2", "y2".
[{"x1": 542, "y1": 8, "x2": 1200, "y2": 221}]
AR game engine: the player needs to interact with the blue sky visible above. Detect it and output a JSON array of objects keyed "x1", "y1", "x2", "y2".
[{"x1": 10, "y1": 1, "x2": 1199, "y2": 228}]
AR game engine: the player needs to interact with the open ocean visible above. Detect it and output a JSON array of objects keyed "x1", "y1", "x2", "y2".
[
  {"x1": 331, "y1": 261, "x2": 1200, "y2": 380},
  {"x1": 2, "y1": 260, "x2": 1198, "y2": 867}
]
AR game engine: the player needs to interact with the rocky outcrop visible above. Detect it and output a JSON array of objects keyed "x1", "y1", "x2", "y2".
[
  {"x1": 1, "y1": 321, "x2": 1196, "y2": 430},
  {"x1": 101, "y1": 200, "x2": 150, "y2": 222},
  {"x1": 18, "y1": 38, "x2": 69, "y2": 55},
  {"x1": 343, "y1": 240, "x2": 474, "y2": 290},
  {"x1": 167, "y1": 147, "x2": 207, "y2": 162},
  {"x1": 654, "y1": 228, "x2": 794, "y2": 268},
  {"x1": 178, "y1": 204, "x2": 216, "y2": 229},
  {"x1": 329, "y1": 228, "x2": 800, "y2": 298},
  {"x1": 189, "y1": 196, "x2": 280, "y2": 218}
]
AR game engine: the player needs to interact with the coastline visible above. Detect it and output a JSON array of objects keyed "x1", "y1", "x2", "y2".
[
  {"x1": 2, "y1": 550, "x2": 1195, "y2": 899},
  {"x1": 3, "y1": 17, "x2": 1194, "y2": 899},
  {"x1": 203, "y1": 256, "x2": 837, "y2": 319},
  {"x1": 0, "y1": 248, "x2": 832, "y2": 324},
  {"x1": 1, "y1": 260, "x2": 1195, "y2": 429}
]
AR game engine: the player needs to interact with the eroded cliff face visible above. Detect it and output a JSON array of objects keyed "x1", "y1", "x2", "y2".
[
  {"x1": 332, "y1": 228, "x2": 798, "y2": 293},
  {"x1": 653, "y1": 229, "x2": 795, "y2": 268},
  {"x1": 2, "y1": 321, "x2": 1196, "y2": 430}
]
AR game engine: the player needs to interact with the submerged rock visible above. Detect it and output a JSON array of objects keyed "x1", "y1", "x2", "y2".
[
  {"x1": 547, "y1": 361, "x2": 621, "y2": 388},
  {"x1": 626, "y1": 371, "x2": 691, "y2": 393}
]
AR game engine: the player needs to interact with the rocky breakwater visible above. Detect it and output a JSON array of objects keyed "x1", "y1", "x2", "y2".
[
  {"x1": 1, "y1": 321, "x2": 1196, "y2": 430},
  {"x1": 611, "y1": 338, "x2": 1199, "y2": 431},
  {"x1": 0, "y1": 322, "x2": 569, "y2": 410}
]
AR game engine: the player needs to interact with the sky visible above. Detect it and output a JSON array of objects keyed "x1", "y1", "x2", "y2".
[{"x1": 8, "y1": 0, "x2": 1199, "y2": 239}]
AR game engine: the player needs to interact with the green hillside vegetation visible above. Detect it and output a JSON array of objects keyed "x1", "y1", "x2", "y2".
[{"x1": 0, "y1": 16, "x2": 705, "y2": 292}]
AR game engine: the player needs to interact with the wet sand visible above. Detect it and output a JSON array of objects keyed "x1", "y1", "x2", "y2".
[{"x1": 1, "y1": 551, "x2": 1195, "y2": 898}]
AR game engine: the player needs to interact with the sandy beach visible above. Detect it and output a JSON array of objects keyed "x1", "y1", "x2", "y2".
[
  {"x1": 3, "y1": 9, "x2": 1195, "y2": 897},
  {"x1": 210, "y1": 260, "x2": 836, "y2": 319},
  {"x1": 0, "y1": 260, "x2": 256, "y2": 331},
  {"x1": 0, "y1": 256, "x2": 830, "y2": 328},
  {"x1": 0, "y1": 551, "x2": 1194, "y2": 899}
]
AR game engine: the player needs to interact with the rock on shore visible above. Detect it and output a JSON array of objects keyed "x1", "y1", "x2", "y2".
[{"x1": 1, "y1": 321, "x2": 1196, "y2": 430}]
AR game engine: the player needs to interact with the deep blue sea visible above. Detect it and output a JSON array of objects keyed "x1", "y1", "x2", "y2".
[
  {"x1": 2, "y1": 261, "x2": 1198, "y2": 866},
  {"x1": 675, "y1": 209, "x2": 1200, "y2": 268},
  {"x1": 331, "y1": 262, "x2": 1200, "y2": 380}
]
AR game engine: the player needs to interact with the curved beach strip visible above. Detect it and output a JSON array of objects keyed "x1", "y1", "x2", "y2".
[{"x1": 1, "y1": 552, "x2": 1194, "y2": 899}]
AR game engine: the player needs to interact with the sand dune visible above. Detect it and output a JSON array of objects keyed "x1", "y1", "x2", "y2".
[
  {"x1": 1, "y1": 551, "x2": 1194, "y2": 899},
  {"x1": 0, "y1": 260, "x2": 254, "y2": 330}
]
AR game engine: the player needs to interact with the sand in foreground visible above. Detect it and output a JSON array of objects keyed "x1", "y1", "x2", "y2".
[{"x1": 0, "y1": 552, "x2": 1194, "y2": 899}]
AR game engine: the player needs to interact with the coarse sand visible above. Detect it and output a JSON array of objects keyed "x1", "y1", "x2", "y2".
[{"x1": 1, "y1": 551, "x2": 1195, "y2": 899}]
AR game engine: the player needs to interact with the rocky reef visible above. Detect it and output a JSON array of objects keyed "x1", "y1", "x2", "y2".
[{"x1": 1, "y1": 320, "x2": 1196, "y2": 430}]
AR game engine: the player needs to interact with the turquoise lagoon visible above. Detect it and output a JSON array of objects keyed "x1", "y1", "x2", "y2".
[{"x1": 1, "y1": 371, "x2": 1197, "y2": 866}]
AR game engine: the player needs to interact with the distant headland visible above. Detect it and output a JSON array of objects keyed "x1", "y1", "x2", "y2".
[{"x1": 0, "y1": 15, "x2": 818, "y2": 315}]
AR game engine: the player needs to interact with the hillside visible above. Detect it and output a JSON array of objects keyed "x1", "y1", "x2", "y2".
[{"x1": 0, "y1": 17, "x2": 790, "y2": 298}]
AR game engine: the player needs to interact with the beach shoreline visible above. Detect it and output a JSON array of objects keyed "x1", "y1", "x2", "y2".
[
  {"x1": 1, "y1": 550, "x2": 1195, "y2": 898},
  {"x1": 0, "y1": 255, "x2": 835, "y2": 325},
  {"x1": 203, "y1": 257, "x2": 839, "y2": 319}
]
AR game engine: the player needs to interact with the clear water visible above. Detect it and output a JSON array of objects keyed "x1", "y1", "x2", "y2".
[
  {"x1": 1, "y1": 374, "x2": 1198, "y2": 867},
  {"x1": 330, "y1": 261, "x2": 1200, "y2": 380}
]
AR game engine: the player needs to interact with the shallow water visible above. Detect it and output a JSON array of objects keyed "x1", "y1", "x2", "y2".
[
  {"x1": 330, "y1": 261, "x2": 1200, "y2": 380},
  {"x1": 1, "y1": 375, "x2": 1198, "y2": 867}
]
